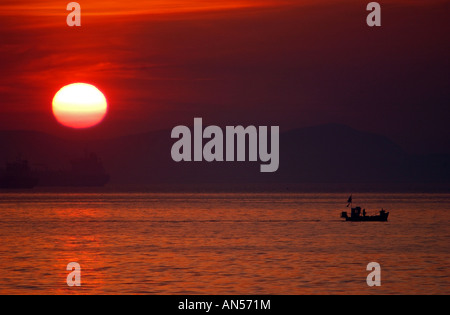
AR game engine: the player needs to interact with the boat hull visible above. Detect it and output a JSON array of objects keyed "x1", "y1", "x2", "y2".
[{"x1": 345, "y1": 213, "x2": 389, "y2": 222}]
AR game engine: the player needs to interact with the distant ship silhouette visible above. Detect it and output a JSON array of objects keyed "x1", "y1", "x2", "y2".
[
  {"x1": 341, "y1": 195, "x2": 389, "y2": 222},
  {"x1": 0, "y1": 160, "x2": 39, "y2": 189},
  {"x1": 37, "y1": 152, "x2": 110, "y2": 187}
]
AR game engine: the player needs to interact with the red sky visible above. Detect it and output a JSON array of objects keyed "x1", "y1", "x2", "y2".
[{"x1": 0, "y1": 0, "x2": 449, "y2": 154}]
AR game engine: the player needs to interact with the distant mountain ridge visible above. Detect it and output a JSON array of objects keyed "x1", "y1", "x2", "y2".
[{"x1": 0, "y1": 124, "x2": 449, "y2": 189}]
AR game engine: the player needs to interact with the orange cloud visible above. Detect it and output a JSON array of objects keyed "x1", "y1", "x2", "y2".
[{"x1": 0, "y1": 0, "x2": 298, "y2": 16}]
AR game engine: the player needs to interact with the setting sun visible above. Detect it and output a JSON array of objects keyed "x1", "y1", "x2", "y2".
[{"x1": 52, "y1": 83, "x2": 108, "y2": 129}]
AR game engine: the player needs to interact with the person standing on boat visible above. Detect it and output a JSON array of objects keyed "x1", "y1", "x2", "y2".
[{"x1": 363, "y1": 209, "x2": 366, "y2": 217}]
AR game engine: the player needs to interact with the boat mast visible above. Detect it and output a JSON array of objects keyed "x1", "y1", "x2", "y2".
[{"x1": 347, "y1": 194, "x2": 353, "y2": 209}]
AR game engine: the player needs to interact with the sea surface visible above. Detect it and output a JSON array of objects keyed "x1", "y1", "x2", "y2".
[{"x1": 0, "y1": 192, "x2": 448, "y2": 295}]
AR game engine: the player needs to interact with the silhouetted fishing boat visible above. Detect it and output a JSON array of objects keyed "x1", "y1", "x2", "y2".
[
  {"x1": 340, "y1": 195, "x2": 389, "y2": 222},
  {"x1": 0, "y1": 160, "x2": 39, "y2": 189}
]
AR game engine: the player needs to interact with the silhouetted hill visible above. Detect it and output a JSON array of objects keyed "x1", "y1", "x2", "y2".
[
  {"x1": 0, "y1": 124, "x2": 449, "y2": 190},
  {"x1": 278, "y1": 124, "x2": 409, "y2": 183},
  {"x1": 0, "y1": 131, "x2": 82, "y2": 169}
]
